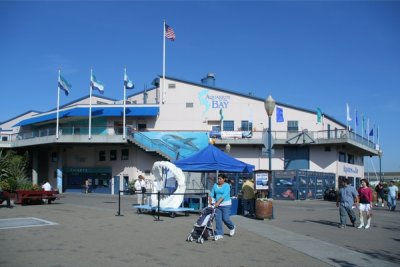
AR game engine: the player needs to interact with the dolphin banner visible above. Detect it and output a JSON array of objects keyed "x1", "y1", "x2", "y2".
[{"x1": 139, "y1": 131, "x2": 209, "y2": 158}]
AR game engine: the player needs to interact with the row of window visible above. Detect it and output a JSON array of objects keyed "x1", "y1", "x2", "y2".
[
  {"x1": 210, "y1": 120, "x2": 300, "y2": 132},
  {"x1": 338, "y1": 152, "x2": 360, "y2": 164},
  {"x1": 99, "y1": 149, "x2": 129, "y2": 161}
]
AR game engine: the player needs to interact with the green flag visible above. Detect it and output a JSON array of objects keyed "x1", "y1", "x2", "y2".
[{"x1": 317, "y1": 108, "x2": 322, "y2": 123}]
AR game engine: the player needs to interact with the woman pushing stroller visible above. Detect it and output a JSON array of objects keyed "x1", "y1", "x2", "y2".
[{"x1": 208, "y1": 174, "x2": 236, "y2": 241}]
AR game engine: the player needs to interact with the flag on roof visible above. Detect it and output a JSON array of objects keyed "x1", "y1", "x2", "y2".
[
  {"x1": 346, "y1": 103, "x2": 352, "y2": 122},
  {"x1": 165, "y1": 24, "x2": 176, "y2": 41},
  {"x1": 58, "y1": 74, "x2": 71, "y2": 96},
  {"x1": 124, "y1": 71, "x2": 134, "y2": 89},
  {"x1": 317, "y1": 107, "x2": 322, "y2": 124},
  {"x1": 276, "y1": 107, "x2": 284, "y2": 123},
  {"x1": 91, "y1": 73, "x2": 104, "y2": 94}
]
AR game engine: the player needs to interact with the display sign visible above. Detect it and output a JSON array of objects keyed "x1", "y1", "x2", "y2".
[{"x1": 255, "y1": 172, "x2": 269, "y2": 190}]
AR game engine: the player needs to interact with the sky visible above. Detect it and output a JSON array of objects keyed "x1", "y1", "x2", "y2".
[{"x1": 0, "y1": 1, "x2": 399, "y2": 173}]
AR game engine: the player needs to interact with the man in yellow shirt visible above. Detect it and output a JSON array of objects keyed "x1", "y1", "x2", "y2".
[{"x1": 241, "y1": 178, "x2": 255, "y2": 217}]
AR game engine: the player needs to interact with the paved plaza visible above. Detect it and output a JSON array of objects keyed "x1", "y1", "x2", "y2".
[{"x1": 0, "y1": 193, "x2": 398, "y2": 267}]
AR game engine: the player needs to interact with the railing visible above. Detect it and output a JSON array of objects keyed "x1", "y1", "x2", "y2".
[
  {"x1": 131, "y1": 132, "x2": 179, "y2": 160},
  {"x1": 1, "y1": 126, "x2": 379, "y2": 153}
]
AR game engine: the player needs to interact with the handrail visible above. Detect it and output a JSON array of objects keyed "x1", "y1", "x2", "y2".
[{"x1": 1, "y1": 126, "x2": 379, "y2": 152}]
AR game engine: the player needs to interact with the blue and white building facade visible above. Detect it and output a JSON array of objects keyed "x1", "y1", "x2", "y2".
[{"x1": 0, "y1": 74, "x2": 380, "y2": 196}]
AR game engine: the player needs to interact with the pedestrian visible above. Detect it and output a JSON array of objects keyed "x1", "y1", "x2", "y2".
[
  {"x1": 134, "y1": 175, "x2": 147, "y2": 205},
  {"x1": 0, "y1": 185, "x2": 12, "y2": 208},
  {"x1": 387, "y1": 180, "x2": 399, "y2": 211},
  {"x1": 357, "y1": 179, "x2": 373, "y2": 229},
  {"x1": 336, "y1": 178, "x2": 359, "y2": 228},
  {"x1": 84, "y1": 178, "x2": 90, "y2": 194},
  {"x1": 41, "y1": 180, "x2": 52, "y2": 191},
  {"x1": 209, "y1": 174, "x2": 236, "y2": 241},
  {"x1": 374, "y1": 181, "x2": 385, "y2": 207},
  {"x1": 241, "y1": 178, "x2": 255, "y2": 217}
]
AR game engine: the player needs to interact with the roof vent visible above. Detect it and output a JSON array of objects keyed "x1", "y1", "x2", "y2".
[{"x1": 201, "y1": 73, "x2": 215, "y2": 87}]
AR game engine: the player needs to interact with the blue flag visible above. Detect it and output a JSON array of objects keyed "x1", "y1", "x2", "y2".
[
  {"x1": 276, "y1": 107, "x2": 284, "y2": 123},
  {"x1": 369, "y1": 128, "x2": 374, "y2": 137}
]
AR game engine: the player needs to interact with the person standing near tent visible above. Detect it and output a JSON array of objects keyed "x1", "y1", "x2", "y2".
[
  {"x1": 134, "y1": 175, "x2": 146, "y2": 205},
  {"x1": 209, "y1": 174, "x2": 236, "y2": 241}
]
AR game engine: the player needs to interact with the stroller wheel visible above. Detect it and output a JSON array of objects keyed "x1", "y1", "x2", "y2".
[
  {"x1": 197, "y1": 237, "x2": 204, "y2": 244},
  {"x1": 187, "y1": 235, "x2": 193, "y2": 242}
]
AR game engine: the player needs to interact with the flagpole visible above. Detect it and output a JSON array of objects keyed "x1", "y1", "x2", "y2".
[
  {"x1": 354, "y1": 109, "x2": 357, "y2": 135},
  {"x1": 123, "y1": 68, "x2": 127, "y2": 140},
  {"x1": 56, "y1": 69, "x2": 61, "y2": 140},
  {"x1": 162, "y1": 19, "x2": 166, "y2": 104},
  {"x1": 89, "y1": 68, "x2": 93, "y2": 140}
]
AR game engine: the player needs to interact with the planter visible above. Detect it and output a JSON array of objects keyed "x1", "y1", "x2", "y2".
[{"x1": 255, "y1": 198, "x2": 273, "y2": 220}]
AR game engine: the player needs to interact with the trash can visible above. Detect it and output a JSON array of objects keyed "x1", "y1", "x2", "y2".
[
  {"x1": 230, "y1": 198, "x2": 238, "y2": 215},
  {"x1": 255, "y1": 198, "x2": 273, "y2": 219}
]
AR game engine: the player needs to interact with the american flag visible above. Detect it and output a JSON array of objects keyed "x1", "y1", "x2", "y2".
[{"x1": 165, "y1": 24, "x2": 176, "y2": 41}]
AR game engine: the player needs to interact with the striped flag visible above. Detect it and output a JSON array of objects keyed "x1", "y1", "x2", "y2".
[
  {"x1": 91, "y1": 73, "x2": 105, "y2": 94},
  {"x1": 165, "y1": 24, "x2": 176, "y2": 41},
  {"x1": 58, "y1": 74, "x2": 71, "y2": 96}
]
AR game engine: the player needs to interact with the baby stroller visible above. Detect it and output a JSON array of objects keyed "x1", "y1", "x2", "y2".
[{"x1": 186, "y1": 206, "x2": 216, "y2": 244}]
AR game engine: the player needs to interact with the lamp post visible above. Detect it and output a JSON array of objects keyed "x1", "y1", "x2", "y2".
[{"x1": 264, "y1": 95, "x2": 276, "y2": 172}]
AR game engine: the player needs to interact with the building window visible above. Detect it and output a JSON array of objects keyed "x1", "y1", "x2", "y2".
[
  {"x1": 121, "y1": 149, "x2": 129, "y2": 160},
  {"x1": 347, "y1": 154, "x2": 354, "y2": 164},
  {"x1": 110, "y1": 150, "x2": 117, "y2": 161},
  {"x1": 241, "y1": 120, "x2": 253, "y2": 131},
  {"x1": 212, "y1": 125, "x2": 221, "y2": 132},
  {"x1": 339, "y1": 152, "x2": 346, "y2": 163},
  {"x1": 287, "y1": 121, "x2": 298, "y2": 132},
  {"x1": 99, "y1": 150, "x2": 106, "y2": 161},
  {"x1": 186, "y1": 102, "x2": 193, "y2": 108},
  {"x1": 1, "y1": 136, "x2": 8, "y2": 141},
  {"x1": 223, "y1": 120, "x2": 234, "y2": 131},
  {"x1": 168, "y1": 83, "x2": 176, "y2": 89}
]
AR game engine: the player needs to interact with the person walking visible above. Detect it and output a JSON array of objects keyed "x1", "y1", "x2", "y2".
[
  {"x1": 336, "y1": 178, "x2": 359, "y2": 228},
  {"x1": 241, "y1": 178, "x2": 255, "y2": 217},
  {"x1": 209, "y1": 174, "x2": 236, "y2": 241},
  {"x1": 374, "y1": 181, "x2": 385, "y2": 207},
  {"x1": 387, "y1": 180, "x2": 399, "y2": 211},
  {"x1": 357, "y1": 179, "x2": 373, "y2": 229}
]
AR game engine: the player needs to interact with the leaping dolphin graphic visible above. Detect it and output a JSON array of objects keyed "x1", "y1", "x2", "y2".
[{"x1": 162, "y1": 134, "x2": 199, "y2": 152}]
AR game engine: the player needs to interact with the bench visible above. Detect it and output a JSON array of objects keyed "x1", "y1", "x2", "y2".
[{"x1": 15, "y1": 190, "x2": 60, "y2": 205}]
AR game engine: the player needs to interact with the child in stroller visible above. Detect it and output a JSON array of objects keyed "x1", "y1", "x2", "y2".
[{"x1": 186, "y1": 205, "x2": 216, "y2": 244}]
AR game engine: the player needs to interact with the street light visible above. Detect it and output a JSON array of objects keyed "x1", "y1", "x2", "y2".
[{"x1": 264, "y1": 95, "x2": 275, "y2": 172}]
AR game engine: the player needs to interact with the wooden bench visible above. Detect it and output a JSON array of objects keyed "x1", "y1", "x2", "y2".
[{"x1": 15, "y1": 190, "x2": 60, "y2": 205}]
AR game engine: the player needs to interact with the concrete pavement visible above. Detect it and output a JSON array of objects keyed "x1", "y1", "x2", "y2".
[{"x1": 0, "y1": 193, "x2": 398, "y2": 267}]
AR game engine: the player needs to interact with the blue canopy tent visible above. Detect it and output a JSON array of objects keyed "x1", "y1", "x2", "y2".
[
  {"x1": 173, "y1": 144, "x2": 255, "y2": 173},
  {"x1": 173, "y1": 144, "x2": 254, "y2": 213}
]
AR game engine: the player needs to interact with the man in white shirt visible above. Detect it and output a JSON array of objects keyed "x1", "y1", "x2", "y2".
[
  {"x1": 41, "y1": 181, "x2": 52, "y2": 191},
  {"x1": 134, "y1": 175, "x2": 146, "y2": 205}
]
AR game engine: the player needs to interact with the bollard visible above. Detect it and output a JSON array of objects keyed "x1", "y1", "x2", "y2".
[{"x1": 115, "y1": 190, "x2": 124, "y2": 216}]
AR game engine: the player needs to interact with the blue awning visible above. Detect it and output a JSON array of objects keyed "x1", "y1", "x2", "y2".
[{"x1": 14, "y1": 106, "x2": 159, "y2": 127}]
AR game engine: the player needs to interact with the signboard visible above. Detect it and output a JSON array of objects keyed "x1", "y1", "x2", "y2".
[{"x1": 255, "y1": 172, "x2": 269, "y2": 190}]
